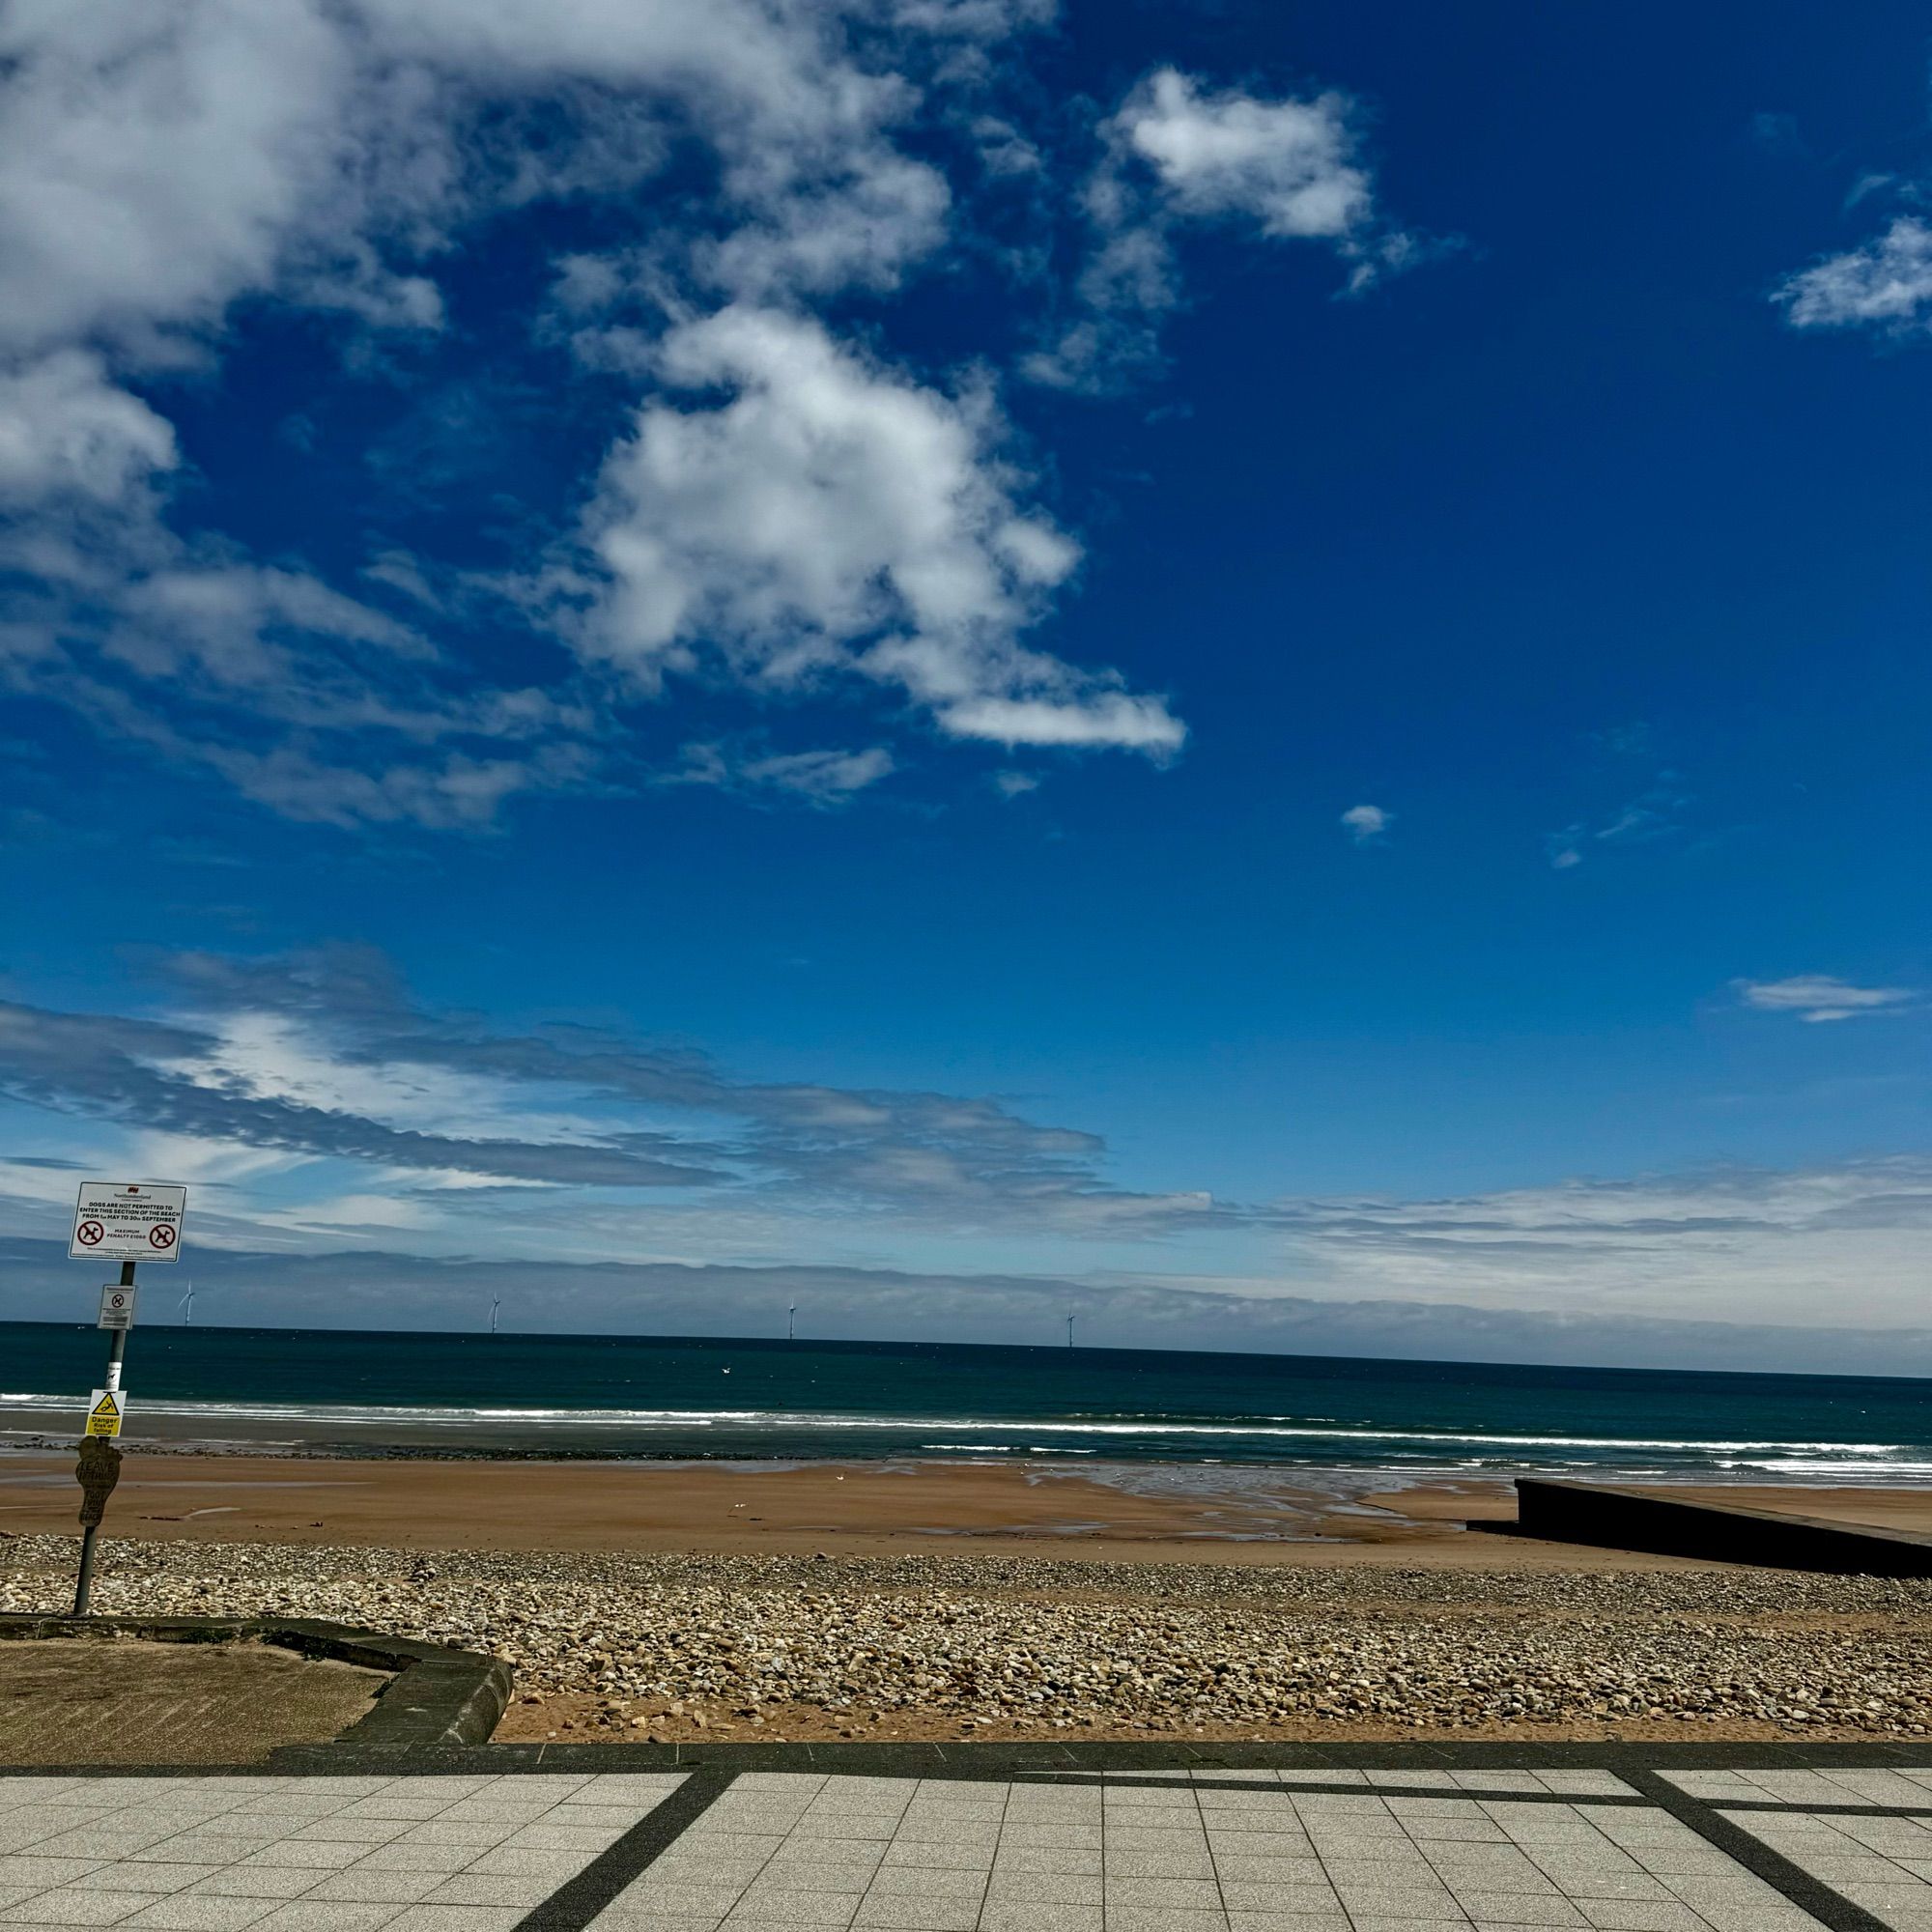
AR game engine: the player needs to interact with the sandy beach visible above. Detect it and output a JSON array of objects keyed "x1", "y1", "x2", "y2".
[
  {"x1": 5, "y1": 1452, "x2": 1931, "y2": 1744},
  {"x1": 6, "y1": 1450, "x2": 1932, "y2": 1558},
  {"x1": 0, "y1": 1451, "x2": 1525, "y2": 1558}
]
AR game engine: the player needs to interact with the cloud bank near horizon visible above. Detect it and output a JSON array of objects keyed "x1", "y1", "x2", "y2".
[
  {"x1": 3, "y1": 946, "x2": 1930, "y2": 1369},
  {"x1": 4, "y1": 1238, "x2": 1931, "y2": 1380}
]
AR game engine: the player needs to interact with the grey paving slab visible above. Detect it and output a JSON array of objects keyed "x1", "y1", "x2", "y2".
[
  {"x1": 23, "y1": 1761, "x2": 1932, "y2": 1932},
  {"x1": 586, "y1": 1768, "x2": 1855, "y2": 1932},
  {"x1": 0, "y1": 1773, "x2": 687, "y2": 1932},
  {"x1": 1719, "y1": 1804, "x2": 1932, "y2": 1929}
]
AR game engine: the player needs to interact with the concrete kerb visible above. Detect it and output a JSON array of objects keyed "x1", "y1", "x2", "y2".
[
  {"x1": 0, "y1": 1609, "x2": 511, "y2": 1749},
  {"x1": 1, "y1": 1734, "x2": 1928, "y2": 1783},
  {"x1": 262, "y1": 1734, "x2": 1932, "y2": 1776}
]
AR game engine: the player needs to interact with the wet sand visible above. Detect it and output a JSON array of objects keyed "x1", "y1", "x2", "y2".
[
  {"x1": 3, "y1": 1450, "x2": 1924, "y2": 1566},
  {"x1": 0, "y1": 1451, "x2": 1485, "y2": 1560}
]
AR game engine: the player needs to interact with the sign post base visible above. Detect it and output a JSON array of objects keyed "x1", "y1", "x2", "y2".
[
  {"x1": 72, "y1": 1256, "x2": 134, "y2": 1616},
  {"x1": 72, "y1": 1437, "x2": 124, "y2": 1616}
]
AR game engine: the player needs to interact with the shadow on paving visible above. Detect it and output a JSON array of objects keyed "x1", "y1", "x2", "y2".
[{"x1": 9, "y1": 1755, "x2": 1932, "y2": 1931}]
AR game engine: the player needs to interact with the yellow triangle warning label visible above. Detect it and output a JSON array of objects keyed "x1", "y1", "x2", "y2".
[{"x1": 84, "y1": 1389, "x2": 123, "y2": 1437}]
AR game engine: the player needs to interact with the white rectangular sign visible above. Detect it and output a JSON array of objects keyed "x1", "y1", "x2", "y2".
[
  {"x1": 98, "y1": 1283, "x2": 138, "y2": 1330},
  {"x1": 70, "y1": 1181, "x2": 186, "y2": 1263}
]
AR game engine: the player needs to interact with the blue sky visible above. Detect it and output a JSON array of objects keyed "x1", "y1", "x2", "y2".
[{"x1": 1, "y1": 0, "x2": 1928, "y2": 1369}]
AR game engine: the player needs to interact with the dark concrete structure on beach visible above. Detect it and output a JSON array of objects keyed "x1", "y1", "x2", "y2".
[{"x1": 1510, "y1": 1477, "x2": 1932, "y2": 1577}]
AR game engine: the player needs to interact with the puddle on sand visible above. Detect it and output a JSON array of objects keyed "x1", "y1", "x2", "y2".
[{"x1": 1022, "y1": 1460, "x2": 1503, "y2": 1541}]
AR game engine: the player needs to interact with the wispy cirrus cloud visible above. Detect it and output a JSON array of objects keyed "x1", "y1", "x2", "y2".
[
  {"x1": 1734, "y1": 975, "x2": 1916, "y2": 1023},
  {"x1": 3, "y1": 946, "x2": 1930, "y2": 1356},
  {"x1": 658, "y1": 741, "x2": 897, "y2": 806},
  {"x1": 0, "y1": 997, "x2": 724, "y2": 1189},
  {"x1": 0, "y1": 947, "x2": 1210, "y2": 1239},
  {"x1": 1257, "y1": 1157, "x2": 1932, "y2": 1333},
  {"x1": 1546, "y1": 724, "x2": 1691, "y2": 870}
]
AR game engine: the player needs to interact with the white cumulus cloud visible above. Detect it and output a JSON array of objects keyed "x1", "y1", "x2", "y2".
[
  {"x1": 0, "y1": 352, "x2": 178, "y2": 507},
  {"x1": 0, "y1": 0, "x2": 364, "y2": 360},
  {"x1": 1776, "y1": 216, "x2": 1932, "y2": 336},
  {"x1": 0, "y1": 3, "x2": 1455, "y2": 821},
  {"x1": 1028, "y1": 66, "x2": 1422, "y2": 392},
  {"x1": 573, "y1": 305, "x2": 1182, "y2": 754},
  {"x1": 1734, "y1": 976, "x2": 1916, "y2": 1023},
  {"x1": 1340, "y1": 802, "x2": 1390, "y2": 842},
  {"x1": 1117, "y1": 69, "x2": 1374, "y2": 242}
]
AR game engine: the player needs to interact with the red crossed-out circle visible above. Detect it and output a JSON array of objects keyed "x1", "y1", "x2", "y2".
[
  {"x1": 149, "y1": 1223, "x2": 178, "y2": 1250},
  {"x1": 75, "y1": 1220, "x2": 104, "y2": 1246}
]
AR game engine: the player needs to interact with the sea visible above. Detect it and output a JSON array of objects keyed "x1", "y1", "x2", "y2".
[{"x1": 4, "y1": 1322, "x2": 1931, "y2": 1483}]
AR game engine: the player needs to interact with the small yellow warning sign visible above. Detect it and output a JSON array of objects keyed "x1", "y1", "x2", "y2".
[{"x1": 84, "y1": 1389, "x2": 123, "y2": 1438}]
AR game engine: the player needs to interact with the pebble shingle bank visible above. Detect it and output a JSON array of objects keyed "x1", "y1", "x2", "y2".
[{"x1": 6, "y1": 1536, "x2": 1930, "y2": 1735}]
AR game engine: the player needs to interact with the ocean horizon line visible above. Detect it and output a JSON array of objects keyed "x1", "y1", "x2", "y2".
[
  {"x1": 6, "y1": 1316, "x2": 1930, "y2": 1390},
  {"x1": 8, "y1": 1321, "x2": 1930, "y2": 1479}
]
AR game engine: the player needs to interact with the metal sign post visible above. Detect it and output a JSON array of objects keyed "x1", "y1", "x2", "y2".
[
  {"x1": 72, "y1": 1260, "x2": 133, "y2": 1615},
  {"x1": 67, "y1": 1181, "x2": 185, "y2": 1616}
]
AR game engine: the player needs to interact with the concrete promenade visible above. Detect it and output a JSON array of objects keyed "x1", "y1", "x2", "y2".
[{"x1": 6, "y1": 1754, "x2": 1932, "y2": 1932}]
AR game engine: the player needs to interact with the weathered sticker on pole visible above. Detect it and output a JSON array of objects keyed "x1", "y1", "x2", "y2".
[{"x1": 69, "y1": 1181, "x2": 186, "y2": 1263}]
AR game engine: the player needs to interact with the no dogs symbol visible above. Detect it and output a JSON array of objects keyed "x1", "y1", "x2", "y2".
[
  {"x1": 75, "y1": 1220, "x2": 104, "y2": 1247},
  {"x1": 148, "y1": 1224, "x2": 177, "y2": 1250}
]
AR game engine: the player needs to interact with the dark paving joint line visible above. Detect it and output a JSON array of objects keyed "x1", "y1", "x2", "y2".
[
  {"x1": 1012, "y1": 1771, "x2": 1656, "y2": 1804},
  {"x1": 1622, "y1": 1768, "x2": 1890, "y2": 1932},
  {"x1": 513, "y1": 1764, "x2": 736, "y2": 1932},
  {"x1": 1714, "y1": 1796, "x2": 1932, "y2": 1819}
]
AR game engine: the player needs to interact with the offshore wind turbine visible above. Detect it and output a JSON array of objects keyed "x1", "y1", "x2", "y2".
[
  {"x1": 490, "y1": 1296, "x2": 501, "y2": 1336},
  {"x1": 787, "y1": 1302, "x2": 796, "y2": 1342},
  {"x1": 1066, "y1": 1313, "x2": 1075, "y2": 1348},
  {"x1": 179, "y1": 1281, "x2": 194, "y2": 1325}
]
